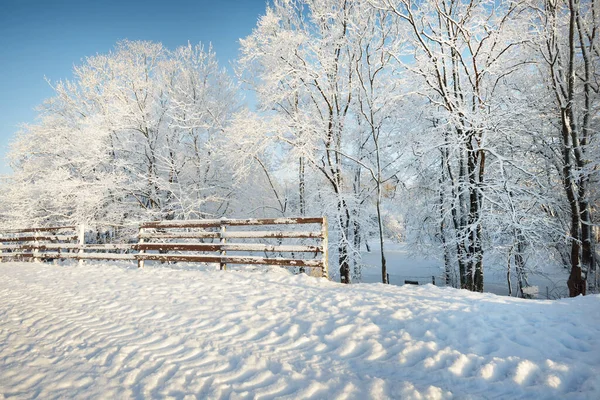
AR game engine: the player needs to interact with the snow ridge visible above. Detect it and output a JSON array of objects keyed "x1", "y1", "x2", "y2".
[{"x1": 0, "y1": 262, "x2": 599, "y2": 399}]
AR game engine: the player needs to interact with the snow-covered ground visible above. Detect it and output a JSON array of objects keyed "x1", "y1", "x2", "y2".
[{"x1": 1, "y1": 262, "x2": 599, "y2": 399}]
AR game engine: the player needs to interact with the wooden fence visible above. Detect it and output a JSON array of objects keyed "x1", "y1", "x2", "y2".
[{"x1": 0, "y1": 217, "x2": 329, "y2": 277}]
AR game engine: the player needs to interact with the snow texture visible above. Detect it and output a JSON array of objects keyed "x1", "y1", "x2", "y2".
[{"x1": 0, "y1": 262, "x2": 599, "y2": 399}]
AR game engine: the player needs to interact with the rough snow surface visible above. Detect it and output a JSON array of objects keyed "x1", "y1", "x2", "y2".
[{"x1": 0, "y1": 262, "x2": 599, "y2": 399}]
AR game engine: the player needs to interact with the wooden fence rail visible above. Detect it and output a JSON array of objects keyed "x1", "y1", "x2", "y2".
[{"x1": 0, "y1": 217, "x2": 329, "y2": 278}]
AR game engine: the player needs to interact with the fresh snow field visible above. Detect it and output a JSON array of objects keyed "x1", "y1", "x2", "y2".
[{"x1": 1, "y1": 262, "x2": 599, "y2": 399}]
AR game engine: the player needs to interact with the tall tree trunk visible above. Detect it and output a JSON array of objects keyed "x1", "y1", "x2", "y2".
[
  {"x1": 473, "y1": 148, "x2": 485, "y2": 293},
  {"x1": 376, "y1": 194, "x2": 388, "y2": 284},
  {"x1": 352, "y1": 164, "x2": 363, "y2": 281},
  {"x1": 439, "y1": 148, "x2": 454, "y2": 287},
  {"x1": 562, "y1": 113, "x2": 586, "y2": 297},
  {"x1": 336, "y1": 193, "x2": 352, "y2": 284},
  {"x1": 458, "y1": 145, "x2": 470, "y2": 289},
  {"x1": 299, "y1": 156, "x2": 305, "y2": 216},
  {"x1": 466, "y1": 139, "x2": 478, "y2": 291},
  {"x1": 575, "y1": 1, "x2": 595, "y2": 289},
  {"x1": 544, "y1": 0, "x2": 592, "y2": 297}
]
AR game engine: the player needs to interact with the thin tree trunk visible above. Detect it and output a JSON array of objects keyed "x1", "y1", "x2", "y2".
[
  {"x1": 299, "y1": 156, "x2": 305, "y2": 216},
  {"x1": 377, "y1": 195, "x2": 387, "y2": 284},
  {"x1": 439, "y1": 148, "x2": 454, "y2": 287},
  {"x1": 337, "y1": 198, "x2": 351, "y2": 284},
  {"x1": 507, "y1": 248, "x2": 513, "y2": 297}
]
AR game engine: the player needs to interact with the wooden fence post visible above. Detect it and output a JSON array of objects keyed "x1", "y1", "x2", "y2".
[
  {"x1": 220, "y1": 222, "x2": 227, "y2": 270},
  {"x1": 138, "y1": 226, "x2": 145, "y2": 269},
  {"x1": 33, "y1": 230, "x2": 40, "y2": 263},
  {"x1": 321, "y1": 216, "x2": 329, "y2": 278},
  {"x1": 78, "y1": 225, "x2": 85, "y2": 265}
]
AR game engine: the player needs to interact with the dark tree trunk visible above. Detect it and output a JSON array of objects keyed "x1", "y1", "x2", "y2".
[
  {"x1": 337, "y1": 199, "x2": 351, "y2": 284},
  {"x1": 438, "y1": 148, "x2": 455, "y2": 287},
  {"x1": 562, "y1": 109, "x2": 586, "y2": 297},
  {"x1": 299, "y1": 156, "x2": 305, "y2": 216}
]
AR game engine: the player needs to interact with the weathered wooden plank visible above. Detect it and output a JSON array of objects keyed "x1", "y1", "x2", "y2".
[
  {"x1": 0, "y1": 252, "x2": 64, "y2": 259},
  {"x1": 134, "y1": 243, "x2": 323, "y2": 253},
  {"x1": 135, "y1": 253, "x2": 324, "y2": 268},
  {"x1": 0, "y1": 235, "x2": 78, "y2": 242},
  {"x1": 222, "y1": 244, "x2": 323, "y2": 253},
  {"x1": 141, "y1": 221, "x2": 220, "y2": 229},
  {"x1": 140, "y1": 217, "x2": 324, "y2": 229},
  {"x1": 139, "y1": 231, "x2": 322, "y2": 239},
  {"x1": 0, "y1": 244, "x2": 80, "y2": 250},
  {"x1": 223, "y1": 217, "x2": 324, "y2": 226},
  {"x1": 0, "y1": 226, "x2": 76, "y2": 234},
  {"x1": 0, "y1": 252, "x2": 323, "y2": 268},
  {"x1": 222, "y1": 231, "x2": 323, "y2": 239},
  {"x1": 1, "y1": 252, "x2": 136, "y2": 260},
  {"x1": 0, "y1": 253, "x2": 31, "y2": 258},
  {"x1": 220, "y1": 255, "x2": 322, "y2": 268},
  {"x1": 135, "y1": 243, "x2": 221, "y2": 252},
  {"x1": 139, "y1": 232, "x2": 220, "y2": 239},
  {"x1": 78, "y1": 252, "x2": 137, "y2": 260},
  {"x1": 80, "y1": 244, "x2": 132, "y2": 250},
  {"x1": 0, "y1": 243, "x2": 132, "y2": 251}
]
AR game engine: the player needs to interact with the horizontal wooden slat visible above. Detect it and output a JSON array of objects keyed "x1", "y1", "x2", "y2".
[
  {"x1": 136, "y1": 243, "x2": 220, "y2": 252},
  {"x1": 138, "y1": 231, "x2": 322, "y2": 240},
  {"x1": 139, "y1": 232, "x2": 220, "y2": 239},
  {"x1": 0, "y1": 235, "x2": 78, "y2": 242},
  {"x1": 77, "y1": 252, "x2": 136, "y2": 260},
  {"x1": 0, "y1": 252, "x2": 68, "y2": 259},
  {"x1": 2, "y1": 252, "x2": 136, "y2": 261},
  {"x1": 81, "y1": 244, "x2": 132, "y2": 251},
  {"x1": 0, "y1": 226, "x2": 76, "y2": 234},
  {"x1": 0, "y1": 244, "x2": 79, "y2": 250},
  {"x1": 222, "y1": 231, "x2": 323, "y2": 239},
  {"x1": 220, "y1": 255, "x2": 323, "y2": 268},
  {"x1": 222, "y1": 244, "x2": 322, "y2": 253},
  {"x1": 0, "y1": 251, "x2": 323, "y2": 267},
  {"x1": 135, "y1": 254, "x2": 324, "y2": 268},
  {"x1": 0, "y1": 244, "x2": 131, "y2": 251},
  {"x1": 141, "y1": 217, "x2": 324, "y2": 229},
  {"x1": 135, "y1": 243, "x2": 323, "y2": 253}
]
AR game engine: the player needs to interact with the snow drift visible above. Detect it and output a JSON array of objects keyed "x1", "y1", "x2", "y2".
[{"x1": 0, "y1": 262, "x2": 598, "y2": 399}]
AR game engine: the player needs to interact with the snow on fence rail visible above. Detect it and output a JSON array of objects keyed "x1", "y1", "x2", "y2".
[
  {"x1": 0, "y1": 226, "x2": 79, "y2": 262},
  {"x1": 0, "y1": 217, "x2": 329, "y2": 277}
]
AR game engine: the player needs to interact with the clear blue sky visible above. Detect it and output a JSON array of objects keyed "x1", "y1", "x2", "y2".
[{"x1": 0, "y1": 0, "x2": 268, "y2": 175}]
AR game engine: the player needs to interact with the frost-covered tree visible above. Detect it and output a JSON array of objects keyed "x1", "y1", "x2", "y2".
[
  {"x1": 239, "y1": 0, "x2": 362, "y2": 283},
  {"x1": 532, "y1": 0, "x2": 600, "y2": 296},
  {"x1": 373, "y1": 0, "x2": 541, "y2": 292},
  {"x1": 5, "y1": 40, "x2": 239, "y2": 231},
  {"x1": 238, "y1": 0, "x2": 409, "y2": 283}
]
